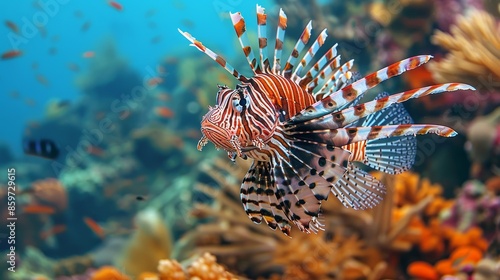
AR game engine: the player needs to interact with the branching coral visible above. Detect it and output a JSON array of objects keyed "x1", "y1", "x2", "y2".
[
  {"x1": 118, "y1": 210, "x2": 173, "y2": 279},
  {"x1": 428, "y1": 10, "x2": 500, "y2": 92}
]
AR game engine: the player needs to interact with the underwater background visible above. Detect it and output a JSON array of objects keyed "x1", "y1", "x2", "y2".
[{"x1": 0, "y1": 0, "x2": 499, "y2": 279}]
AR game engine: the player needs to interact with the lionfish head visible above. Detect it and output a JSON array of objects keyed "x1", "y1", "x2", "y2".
[{"x1": 197, "y1": 84, "x2": 253, "y2": 153}]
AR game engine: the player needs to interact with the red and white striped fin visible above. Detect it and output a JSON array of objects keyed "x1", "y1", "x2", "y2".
[
  {"x1": 282, "y1": 21, "x2": 312, "y2": 79},
  {"x1": 272, "y1": 9, "x2": 287, "y2": 74},
  {"x1": 178, "y1": 29, "x2": 247, "y2": 81},
  {"x1": 289, "y1": 124, "x2": 457, "y2": 146},
  {"x1": 289, "y1": 55, "x2": 433, "y2": 123},
  {"x1": 241, "y1": 161, "x2": 291, "y2": 234},
  {"x1": 291, "y1": 29, "x2": 328, "y2": 80},
  {"x1": 301, "y1": 54, "x2": 342, "y2": 93},
  {"x1": 287, "y1": 83, "x2": 474, "y2": 131},
  {"x1": 313, "y1": 59, "x2": 354, "y2": 100},
  {"x1": 297, "y1": 44, "x2": 338, "y2": 88},
  {"x1": 230, "y1": 12, "x2": 259, "y2": 74},
  {"x1": 256, "y1": 5, "x2": 270, "y2": 72},
  {"x1": 272, "y1": 141, "x2": 350, "y2": 233},
  {"x1": 332, "y1": 163, "x2": 385, "y2": 210}
]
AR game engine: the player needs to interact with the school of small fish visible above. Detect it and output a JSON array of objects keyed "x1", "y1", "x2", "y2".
[{"x1": 179, "y1": 5, "x2": 474, "y2": 235}]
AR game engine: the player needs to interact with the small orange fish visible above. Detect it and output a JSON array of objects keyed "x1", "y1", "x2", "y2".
[
  {"x1": 24, "y1": 98, "x2": 36, "y2": 106},
  {"x1": 147, "y1": 77, "x2": 163, "y2": 87},
  {"x1": 67, "y1": 63, "x2": 80, "y2": 72},
  {"x1": 48, "y1": 47, "x2": 57, "y2": 55},
  {"x1": 81, "y1": 21, "x2": 91, "y2": 32},
  {"x1": 74, "y1": 10, "x2": 83, "y2": 18},
  {"x1": 32, "y1": 62, "x2": 38, "y2": 69},
  {"x1": 151, "y1": 35, "x2": 162, "y2": 44},
  {"x1": 84, "y1": 217, "x2": 105, "y2": 239},
  {"x1": 9, "y1": 91, "x2": 19, "y2": 98},
  {"x1": 40, "y1": 225, "x2": 67, "y2": 240},
  {"x1": 82, "y1": 51, "x2": 95, "y2": 58},
  {"x1": 86, "y1": 145, "x2": 104, "y2": 157},
  {"x1": 36, "y1": 74, "x2": 49, "y2": 87},
  {"x1": 5, "y1": 20, "x2": 19, "y2": 34},
  {"x1": 157, "y1": 92, "x2": 170, "y2": 101},
  {"x1": 108, "y1": 1, "x2": 123, "y2": 11},
  {"x1": 155, "y1": 107, "x2": 174, "y2": 118},
  {"x1": 1, "y1": 50, "x2": 22, "y2": 60},
  {"x1": 119, "y1": 110, "x2": 131, "y2": 119},
  {"x1": 23, "y1": 205, "x2": 56, "y2": 215},
  {"x1": 145, "y1": 9, "x2": 156, "y2": 18}
]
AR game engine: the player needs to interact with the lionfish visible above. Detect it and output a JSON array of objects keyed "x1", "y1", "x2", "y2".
[{"x1": 178, "y1": 5, "x2": 473, "y2": 236}]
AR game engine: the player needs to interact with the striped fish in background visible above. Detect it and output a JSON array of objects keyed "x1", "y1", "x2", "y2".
[{"x1": 178, "y1": 5, "x2": 474, "y2": 236}]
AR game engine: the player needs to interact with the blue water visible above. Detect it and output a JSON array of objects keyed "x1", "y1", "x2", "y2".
[{"x1": 0, "y1": 0, "x2": 274, "y2": 157}]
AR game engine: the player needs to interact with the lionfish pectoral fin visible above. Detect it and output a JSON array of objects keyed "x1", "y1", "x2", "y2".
[
  {"x1": 241, "y1": 161, "x2": 291, "y2": 234},
  {"x1": 271, "y1": 136, "x2": 351, "y2": 234},
  {"x1": 332, "y1": 163, "x2": 385, "y2": 210}
]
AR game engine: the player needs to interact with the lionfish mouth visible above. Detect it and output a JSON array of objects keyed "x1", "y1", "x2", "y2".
[{"x1": 198, "y1": 126, "x2": 231, "y2": 151}]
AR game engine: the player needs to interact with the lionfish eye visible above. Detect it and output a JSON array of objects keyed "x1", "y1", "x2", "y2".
[{"x1": 232, "y1": 94, "x2": 250, "y2": 113}]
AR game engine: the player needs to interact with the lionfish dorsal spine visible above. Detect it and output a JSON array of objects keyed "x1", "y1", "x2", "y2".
[
  {"x1": 298, "y1": 44, "x2": 338, "y2": 89},
  {"x1": 230, "y1": 12, "x2": 259, "y2": 74},
  {"x1": 301, "y1": 51, "x2": 341, "y2": 92},
  {"x1": 273, "y1": 8, "x2": 287, "y2": 74},
  {"x1": 313, "y1": 59, "x2": 354, "y2": 99},
  {"x1": 177, "y1": 28, "x2": 248, "y2": 82},
  {"x1": 289, "y1": 55, "x2": 434, "y2": 123},
  {"x1": 290, "y1": 28, "x2": 328, "y2": 80},
  {"x1": 256, "y1": 5, "x2": 270, "y2": 72},
  {"x1": 282, "y1": 20, "x2": 312, "y2": 79}
]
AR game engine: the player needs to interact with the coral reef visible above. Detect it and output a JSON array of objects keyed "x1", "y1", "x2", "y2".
[
  {"x1": 428, "y1": 10, "x2": 500, "y2": 93},
  {"x1": 118, "y1": 209, "x2": 173, "y2": 278}
]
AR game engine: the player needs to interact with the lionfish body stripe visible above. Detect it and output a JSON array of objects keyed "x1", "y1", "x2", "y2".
[{"x1": 179, "y1": 5, "x2": 474, "y2": 235}]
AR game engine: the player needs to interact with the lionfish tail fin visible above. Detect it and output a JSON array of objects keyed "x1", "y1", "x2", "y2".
[
  {"x1": 332, "y1": 163, "x2": 385, "y2": 210},
  {"x1": 177, "y1": 28, "x2": 248, "y2": 82},
  {"x1": 241, "y1": 161, "x2": 292, "y2": 235},
  {"x1": 230, "y1": 12, "x2": 259, "y2": 73},
  {"x1": 289, "y1": 55, "x2": 434, "y2": 123}
]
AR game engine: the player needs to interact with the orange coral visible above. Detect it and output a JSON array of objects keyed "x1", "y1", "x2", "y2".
[
  {"x1": 91, "y1": 266, "x2": 129, "y2": 280},
  {"x1": 187, "y1": 252, "x2": 237, "y2": 280},
  {"x1": 407, "y1": 261, "x2": 439, "y2": 280},
  {"x1": 157, "y1": 259, "x2": 185, "y2": 280}
]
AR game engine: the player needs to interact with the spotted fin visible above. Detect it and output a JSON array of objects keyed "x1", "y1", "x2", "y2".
[
  {"x1": 289, "y1": 55, "x2": 434, "y2": 123},
  {"x1": 178, "y1": 29, "x2": 247, "y2": 82},
  {"x1": 271, "y1": 136, "x2": 350, "y2": 234},
  {"x1": 289, "y1": 124, "x2": 457, "y2": 147},
  {"x1": 332, "y1": 163, "x2": 385, "y2": 210},
  {"x1": 241, "y1": 161, "x2": 291, "y2": 234}
]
